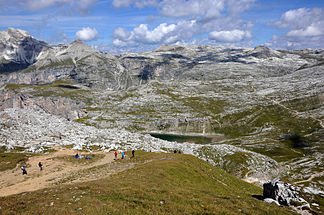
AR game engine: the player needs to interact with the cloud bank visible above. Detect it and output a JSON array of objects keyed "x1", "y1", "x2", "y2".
[
  {"x1": 113, "y1": 20, "x2": 199, "y2": 46},
  {"x1": 112, "y1": 0, "x2": 158, "y2": 8},
  {"x1": 159, "y1": 0, "x2": 225, "y2": 19},
  {"x1": 112, "y1": 0, "x2": 255, "y2": 47},
  {"x1": 268, "y1": 8, "x2": 324, "y2": 49},
  {"x1": 0, "y1": 0, "x2": 97, "y2": 15},
  {"x1": 274, "y1": 8, "x2": 324, "y2": 37}
]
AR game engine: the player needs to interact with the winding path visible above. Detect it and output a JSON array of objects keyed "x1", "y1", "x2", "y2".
[
  {"x1": 0, "y1": 147, "x2": 131, "y2": 197},
  {"x1": 294, "y1": 172, "x2": 324, "y2": 185}
]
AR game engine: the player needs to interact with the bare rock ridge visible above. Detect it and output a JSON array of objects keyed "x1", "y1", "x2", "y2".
[
  {"x1": 1, "y1": 28, "x2": 323, "y2": 90},
  {"x1": 0, "y1": 28, "x2": 323, "y2": 200},
  {"x1": 0, "y1": 28, "x2": 49, "y2": 72}
]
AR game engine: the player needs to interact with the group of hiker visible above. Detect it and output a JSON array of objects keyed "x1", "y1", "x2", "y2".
[
  {"x1": 114, "y1": 149, "x2": 135, "y2": 161},
  {"x1": 74, "y1": 153, "x2": 93, "y2": 160},
  {"x1": 21, "y1": 149, "x2": 136, "y2": 175},
  {"x1": 21, "y1": 161, "x2": 42, "y2": 175}
]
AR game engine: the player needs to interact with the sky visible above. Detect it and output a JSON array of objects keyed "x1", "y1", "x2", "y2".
[{"x1": 0, "y1": 0, "x2": 324, "y2": 53}]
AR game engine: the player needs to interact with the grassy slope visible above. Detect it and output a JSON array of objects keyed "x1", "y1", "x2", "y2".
[
  {"x1": 0, "y1": 153, "x2": 35, "y2": 171},
  {"x1": 5, "y1": 80, "x2": 90, "y2": 100},
  {"x1": 0, "y1": 151, "x2": 296, "y2": 215}
]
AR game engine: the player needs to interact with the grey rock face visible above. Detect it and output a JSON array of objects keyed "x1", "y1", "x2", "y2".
[
  {"x1": 0, "y1": 89, "x2": 86, "y2": 120},
  {"x1": 0, "y1": 28, "x2": 48, "y2": 72},
  {"x1": 6, "y1": 68, "x2": 74, "y2": 85},
  {"x1": 263, "y1": 179, "x2": 308, "y2": 206}
]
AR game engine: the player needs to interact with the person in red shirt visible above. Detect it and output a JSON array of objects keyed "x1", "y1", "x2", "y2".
[{"x1": 114, "y1": 151, "x2": 118, "y2": 160}]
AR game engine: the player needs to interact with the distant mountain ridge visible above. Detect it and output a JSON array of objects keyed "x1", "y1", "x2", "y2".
[{"x1": 1, "y1": 28, "x2": 323, "y2": 92}]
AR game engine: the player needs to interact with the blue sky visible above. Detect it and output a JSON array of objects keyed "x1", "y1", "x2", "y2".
[{"x1": 0, "y1": 0, "x2": 323, "y2": 53}]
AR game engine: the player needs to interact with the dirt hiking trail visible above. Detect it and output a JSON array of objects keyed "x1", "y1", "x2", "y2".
[{"x1": 0, "y1": 147, "x2": 133, "y2": 197}]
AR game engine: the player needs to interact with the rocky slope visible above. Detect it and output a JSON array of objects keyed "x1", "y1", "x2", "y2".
[{"x1": 0, "y1": 28, "x2": 323, "y2": 194}]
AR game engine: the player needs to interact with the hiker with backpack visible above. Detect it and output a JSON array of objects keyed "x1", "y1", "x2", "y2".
[
  {"x1": 122, "y1": 151, "x2": 125, "y2": 159},
  {"x1": 21, "y1": 166, "x2": 27, "y2": 175},
  {"x1": 38, "y1": 162, "x2": 43, "y2": 171}
]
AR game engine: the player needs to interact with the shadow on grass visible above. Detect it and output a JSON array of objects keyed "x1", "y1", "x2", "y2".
[{"x1": 252, "y1": 195, "x2": 265, "y2": 201}]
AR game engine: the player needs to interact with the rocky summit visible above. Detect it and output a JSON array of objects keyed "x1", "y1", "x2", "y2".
[{"x1": 0, "y1": 28, "x2": 323, "y2": 195}]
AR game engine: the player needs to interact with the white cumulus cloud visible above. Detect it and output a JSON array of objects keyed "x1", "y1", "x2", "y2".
[
  {"x1": 287, "y1": 23, "x2": 323, "y2": 37},
  {"x1": 113, "y1": 27, "x2": 131, "y2": 40},
  {"x1": 113, "y1": 23, "x2": 179, "y2": 46},
  {"x1": 111, "y1": 0, "x2": 255, "y2": 50},
  {"x1": 209, "y1": 30, "x2": 251, "y2": 42},
  {"x1": 274, "y1": 8, "x2": 323, "y2": 29},
  {"x1": 273, "y1": 8, "x2": 324, "y2": 37},
  {"x1": 267, "y1": 8, "x2": 324, "y2": 49},
  {"x1": 112, "y1": 19, "x2": 203, "y2": 47},
  {"x1": 76, "y1": 27, "x2": 98, "y2": 41}
]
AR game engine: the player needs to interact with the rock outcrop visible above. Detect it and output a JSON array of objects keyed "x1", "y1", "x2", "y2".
[
  {"x1": 263, "y1": 179, "x2": 310, "y2": 210},
  {"x1": 0, "y1": 89, "x2": 86, "y2": 120}
]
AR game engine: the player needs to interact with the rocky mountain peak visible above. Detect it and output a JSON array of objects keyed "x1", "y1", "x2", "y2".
[
  {"x1": 67, "y1": 39, "x2": 93, "y2": 52},
  {"x1": 70, "y1": 39, "x2": 85, "y2": 45},
  {"x1": 6, "y1": 27, "x2": 31, "y2": 39},
  {"x1": 248, "y1": 45, "x2": 278, "y2": 58},
  {"x1": 0, "y1": 28, "x2": 48, "y2": 71},
  {"x1": 0, "y1": 28, "x2": 36, "y2": 47}
]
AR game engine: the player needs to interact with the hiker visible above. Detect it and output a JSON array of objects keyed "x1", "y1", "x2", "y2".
[
  {"x1": 21, "y1": 166, "x2": 27, "y2": 175},
  {"x1": 75, "y1": 153, "x2": 79, "y2": 159},
  {"x1": 114, "y1": 151, "x2": 118, "y2": 159},
  {"x1": 132, "y1": 150, "x2": 135, "y2": 157},
  {"x1": 38, "y1": 162, "x2": 43, "y2": 171},
  {"x1": 122, "y1": 151, "x2": 125, "y2": 159}
]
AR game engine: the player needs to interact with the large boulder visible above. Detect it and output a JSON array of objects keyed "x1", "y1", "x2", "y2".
[{"x1": 263, "y1": 179, "x2": 309, "y2": 209}]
